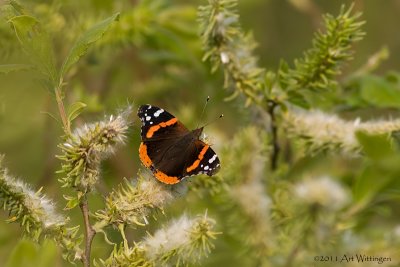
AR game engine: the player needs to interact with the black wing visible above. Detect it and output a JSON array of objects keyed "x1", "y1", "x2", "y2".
[{"x1": 137, "y1": 104, "x2": 189, "y2": 141}]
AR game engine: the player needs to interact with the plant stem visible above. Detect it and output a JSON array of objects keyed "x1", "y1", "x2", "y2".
[
  {"x1": 80, "y1": 196, "x2": 96, "y2": 267},
  {"x1": 54, "y1": 86, "x2": 70, "y2": 135},
  {"x1": 118, "y1": 224, "x2": 129, "y2": 252},
  {"x1": 267, "y1": 100, "x2": 279, "y2": 170}
]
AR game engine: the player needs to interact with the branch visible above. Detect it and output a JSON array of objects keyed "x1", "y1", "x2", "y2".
[
  {"x1": 267, "y1": 100, "x2": 279, "y2": 170},
  {"x1": 80, "y1": 196, "x2": 96, "y2": 267}
]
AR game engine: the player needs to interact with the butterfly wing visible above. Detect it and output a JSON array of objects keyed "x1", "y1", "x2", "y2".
[
  {"x1": 182, "y1": 140, "x2": 221, "y2": 177},
  {"x1": 138, "y1": 104, "x2": 189, "y2": 141},
  {"x1": 138, "y1": 105, "x2": 189, "y2": 184},
  {"x1": 146, "y1": 139, "x2": 220, "y2": 184}
]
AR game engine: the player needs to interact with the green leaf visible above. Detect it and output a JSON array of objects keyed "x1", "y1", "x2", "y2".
[
  {"x1": 287, "y1": 90, "x2": 310, "y2": 109},
  {"x1": 63, "y1": 194, "x2": 80, "y2": 210},
  {"x1": 353, "y1": 166, "x2": 394, "y2": 203},
  {"x1": 360, "y1": 75, "x2": 400, "y2": 108},
  {"x1": 356, "y1": 131, "x2": 400, "y2": 170},
  {"x1": 8, "y1": 15, "x2": 57, "y2": 85},
  {"x1": 67, "y1": 101, "x2": 87, "y2": 123},
  {"x1": 9, "y1": 1, "x2": 28, "y2": 16},
  {"x1": 60, "y1": 12, "x2": 120, "y2": 79},
  {"x1": 264, "y1": 71, "x2": 276, "y2": 93},
  {"x1": 385, "y1": 71, "x2": 400, "y2": 85},
  {"x1": 0, "y1": 64, "x2": 32, "y2": 74},
  {"x1": 278, "y1": 59, "x2": 289, "y2": 89},
  {"x1": 354, "y1": 132, "x2": 400, "y2": 204},
  {"x1": 356, "y1": 131, "x2": 394, "y2": 161}
]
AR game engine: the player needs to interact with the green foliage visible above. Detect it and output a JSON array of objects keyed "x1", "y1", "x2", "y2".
[
  {"x1": 0, "y1": 64, "x2": 31, "y2": 74},
  {"x1": 94, "y1": 176, "x2": 176, "y2": 229},
  {"x1": 8, "y1": 14, "x2": 57, "y2": 85},
  {"x1": 98, "y1": 213, "x2": 219, "y2": 267},
  {"x1": 346, "y1": 72, "x2": 400, "y2": 108},
  {"x1": 280, "y1": 5, "x2": 365, "y2": 95},
  {"x1": 199, "y1": 1, "x2": 364, "y2": 110},
  {"x1": 198, "y1": 0, "x2": 400, "y2": 266},
  {"x1": 0, "y1": 160, "x2": 63, "y2": 240},
  {"x1": 199, "y1": 0, "x2": 265, "y2": 106},
  {"x1": 57, "y1": 107, "x2": 130, "y2": 195},
  {"x1": 0, "y1": 157, "x2": 81, "y2": 261},
  {"x1": 2, "y1": 0, "x2": 400, "y2": 266},
  {"x1": 1, "y1": 1, "x2": 219, "y2": 265},
  {"x1": 67, "y1": 102, "x2": 87, "y2": 125},
  {"x1": 60, "y1": 13, "x2": 120, "y2": 80}
]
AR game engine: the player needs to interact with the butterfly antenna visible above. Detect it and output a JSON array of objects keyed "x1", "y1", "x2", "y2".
[
  {"x1": 202, "y1": 114, "x2": 224, "y2": 128},
  {"x1": 196, "y1": 96, "x2": 210, "y2": 129}
]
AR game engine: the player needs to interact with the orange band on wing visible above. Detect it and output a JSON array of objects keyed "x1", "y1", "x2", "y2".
[
  {"x1": 146, "y1": 118, "x2": 178, "y2": 138},
  {"x1": 186, "y1": 145, "x2": 209, "y2": 172},
  {"x1": 139, "y1": 142, "x2": 152, "y2": 168},
  {"x1": 154, "y1": 170, "x2": 179, "y2": 184}
]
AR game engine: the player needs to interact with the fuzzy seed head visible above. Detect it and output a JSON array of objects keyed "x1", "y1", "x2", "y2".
[
  {"x1": 294, "y1": 176, "x2": 349, "y2": 210},
  {"x1": 144, "y1": 215, "x2": 193, "y2": 260},
  {"x1": 143, "y1": 213, "x2": 218, "y2": 264},
  {"x1": 94, "y1": 175, "x2": 176, "y2": 229},
  {"x1": 285, "y1": 110, "x2": 400, "y2": 155},
  {"x1": 0, "y1": 166, "x2": 66, "y2": 238},
  {"x1": 57, "y1": 106, "x2": 132, "y2": 193}
]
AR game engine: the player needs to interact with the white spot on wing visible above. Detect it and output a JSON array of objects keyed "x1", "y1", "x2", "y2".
[
  {"x1": 204, "y1": 166, "x2": 209, "y2": 170},
  {"x1": 208, "y1": 154, "x2": 217, "y2": 164},
  {"x1": 154, "y1": 109, "x2": 164, "y2": 118},
  {"x1": 146, "y1": 116, "x2": 151, "y2": 121}
]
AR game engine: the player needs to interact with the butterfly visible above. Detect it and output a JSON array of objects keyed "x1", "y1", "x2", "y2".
[{"x1": 138, "y1": 105, "x2": 220, "y2": 184}]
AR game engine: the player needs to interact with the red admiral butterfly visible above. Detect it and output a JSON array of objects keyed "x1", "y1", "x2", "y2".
[{"x1": 138, "y1": 105, "x2": 220, "y2": 184}]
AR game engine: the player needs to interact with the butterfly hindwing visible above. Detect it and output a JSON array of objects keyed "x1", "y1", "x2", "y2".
[{"x1": 183, "y1": 140, "x2": 220, "y2": 177}]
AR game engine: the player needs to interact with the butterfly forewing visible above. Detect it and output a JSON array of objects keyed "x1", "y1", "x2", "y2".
[{"x1": 138, "y1": 104, "x2": 189, "y2": 141}]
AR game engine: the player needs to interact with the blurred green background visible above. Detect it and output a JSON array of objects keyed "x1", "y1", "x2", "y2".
[{"x1": 1, "y1": 0, "x2": 400, "y2": 266}]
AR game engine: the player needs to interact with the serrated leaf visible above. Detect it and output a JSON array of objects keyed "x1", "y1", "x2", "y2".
[
  {"x1": 8, "y1": 15, "x2": 57, "y2": 85},
  {"x1": 60, "y1": 13, "x2": 120, "y2": 79},
  {"x1": 0, "y1": 64, "x2": 32, "y2": 74},
  {"x1": 67, "y1": 102, "x2": 87, "y2": 123}
]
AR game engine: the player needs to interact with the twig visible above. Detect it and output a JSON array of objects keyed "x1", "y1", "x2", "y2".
[
  {"x1": 267, "y1": 100, "x2": 279, "y2": 170},
  {"x1": 54, "y1": 86, "x2": 70, "y2": 135},
  {"x1": 80, "y1": 196, "x2": 96, "y2": 267}
]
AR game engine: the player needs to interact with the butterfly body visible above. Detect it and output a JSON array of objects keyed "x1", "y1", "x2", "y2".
[{"x1": 138, "y1": 105, "x2": 220, "y2": 184}]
